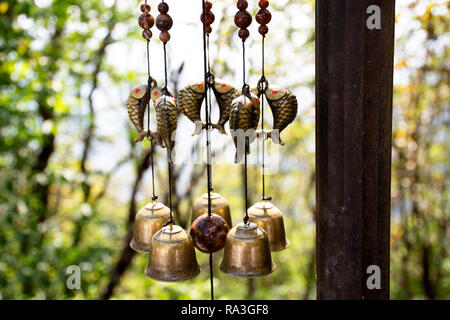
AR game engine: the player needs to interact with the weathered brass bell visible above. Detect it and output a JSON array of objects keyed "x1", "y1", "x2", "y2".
[
  {"x1": 145, "y1": 225, "x2": 200, "y2": 282},
  {"x1": 191, "y1": 192, "x2": 232, "y2": 228},
  {"x1": 220, "y1": 222, "x2": 275, "y2": 278},
  {"x1": 248, "y1": 200, "x2": 290, "y2": 252},
  {"x1": 130, "y1": 201, "x2": 171, "y2": 253}
]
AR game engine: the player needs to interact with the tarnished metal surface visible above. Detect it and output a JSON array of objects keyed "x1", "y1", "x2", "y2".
[
  {"x1": 155, "y1": 95, "x2": 178, "y2": 162},
  {"x1": 130, "y1": 201, "x2": 171, "y2": 253},
  {"x1": 220, "y1": 222, "x2": 275, "y2": 278},
  {"x1": 248, "y1": 200, "x2": 290, "y2": 252},
  {"x1": 191, "y1": 192, "x2": 232, "y2": 228},
  {"x1": 316, "y1": 0, "x2": 395, "y2": 299},
  {"x1": 145, "y1": 225, "x2": 200, "y2": 282}
]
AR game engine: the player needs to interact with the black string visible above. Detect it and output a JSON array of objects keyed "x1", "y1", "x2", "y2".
[
  {"x1": 163, "y1": 42, "x2": 168, "y2": 92},
  {"x1": 241, "y1": 37, "x2": 249, "y2": 223},
  {"x1": 146, "y1": 29, "x2": 157, "y2": 201},
  {"x1": 168, "y1": 159, "x2": 174, "y2": 223},
  {"x1": 209, "y1": 253, "x2": 214, "y2": 300},
  {"x1": 242, "y1": 40, "x2": 246, "y2": 87},
  {"x1": 243, "y1": 148, "x2": 249, "y2": 224},
  {"x1": 201, "y1": 0, "x2": 213, "y2": 301},
  {"x1": 261, "y1": 36, "x2": 266, "y2": 200}
]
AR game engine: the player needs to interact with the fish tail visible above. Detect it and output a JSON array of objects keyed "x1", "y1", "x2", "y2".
[{"x1": 212, "y1": 123, "x2": 227, "y2": 135}]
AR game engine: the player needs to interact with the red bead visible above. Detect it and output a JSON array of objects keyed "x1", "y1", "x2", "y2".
[
  {"x1": 154, "y1": 90, "x2": 158, "y2": 95},
  {"x1": 258, "y1": 0, "x2": 269, "y2": 9},
  {"x1": 142, "y1": 29, "x2": 153, "y2": 40},
  {"x1": 140, "y1": 3, "x2": 151, "y2": 12},
  {"x1": 158, "y1": 2, "x2": 169, "y2": 13},
  {"x1": 200, "y1": 11, "x2": 215, "y2": 25},
  {"x1": 238, "y1": 28, "x2": 249, "y2": 40},
  {"x1": 272, "y1": 90, "x2": 277, "y2": 95},
  {"x1": 189, "y1": 214, "x2": 229, "y2": 253},
  {"x1": 205, "y1": 1, "x2": 213, "y2": 11},
  {"x1": 156, "y1": 13, "x2": 173, "y2": 31},
  {"x1": 221, "y1": 83, "x2": 226, "y2": 88},
  {"x1": 237, "y1": 0, "x2": 248, "y2": 10},
  {"x1": 258, "y1": 24, "x2": 268, "y2": 35},
  {"x1": 234, "y1": 11, "x2": 252, "y2": 29},
  {"x1": 256, "y1": 8, "x2": 271, "y2": 25}
]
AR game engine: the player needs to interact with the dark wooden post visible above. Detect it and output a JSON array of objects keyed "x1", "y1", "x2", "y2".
[{"x1": 316, "y1": 0, "x2": 395, "y2": 299}]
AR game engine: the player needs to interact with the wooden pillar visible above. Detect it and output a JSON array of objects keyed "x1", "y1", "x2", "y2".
[{"x1": 315, "y1": 0, "x2": 395, "y2": 299}]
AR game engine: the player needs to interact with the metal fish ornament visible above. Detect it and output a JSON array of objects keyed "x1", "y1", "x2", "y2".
[
  {"x1": 211, "y1": 80, "x2": 240, "y2": 134},
  {"x1": 264, "y1": 86, "x2": 298, "y2": 145},
  {"x1": 155, "y1": 95, "x2": 178, "y2": 162},
  {"x1": 178, "y1": 82, "x2": 206, "y2": 135},
  {"x1": 229, "y1": 93, "x2": 260, "y2": 163},
  {"x1": 127, "y1": 84, "x2": 149, "y2": 142},
  {"x1": 127, "y1": 83, "x2": 163, "y2": 143}
]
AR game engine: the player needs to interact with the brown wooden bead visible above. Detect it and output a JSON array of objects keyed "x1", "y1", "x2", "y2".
[
  {"x1": 145, "y1": 14, "x2": 155, "y2": 28},
  {"x1": 201, "y1": 11, "x2": 215, "y2": 26},
  {"x1": 258, "y1": 0, "x2": 269, "y2": 9},
  {"x1": 189, "y1": 213, "x2": 229, "y2": 253},
  {"x1": 139, "y1": 13, "x2": 151, "y2": 29},
  {"x1": 234, "y1": 11, "x2": 252, "y2": 29},
  {"x1": 238, "y1": 28, "x2": 249, "y2": 40},
  {"x1": 258, "y1": 24, "x2": 268, "y2": 35},
  {"x1": 256, "y1": 8, "x2": 271, "y2": 25},
  {"x1": 237, "y1": 0, "x2": 248, "y2": 10},
  {"x1": 205, "y1": 25, "x2": 212, "y2": 35},
  {"x1": 205, "y1": 1, "x2": 213, "y2": 11},
  {"x1": 142, "y1": 29, "x2": 153, "y2": 40},
  {"x1": 140, "y1": 3, "x2": 150, "y2": 13},
  {"x1": 158, "y1": 2, "x2": 169, "y2": 14},
  {"x1": 159, "y1": 30, "x2": 170, "y2": 43},
  {"x1": 156, "y1": 13, "x2": 173, "y2": 31}
]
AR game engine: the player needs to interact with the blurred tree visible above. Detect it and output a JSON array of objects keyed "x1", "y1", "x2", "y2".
[{"x1": 0, "y1": 0, "x2": 447, "y2": 300}]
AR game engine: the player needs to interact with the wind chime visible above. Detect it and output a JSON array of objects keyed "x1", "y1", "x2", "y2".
[{"x1": 126, "y1": 0, "x2": 298, "y2": 298}]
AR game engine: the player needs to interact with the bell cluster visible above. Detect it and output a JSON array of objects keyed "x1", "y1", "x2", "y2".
[{"x1": 126, "y1": 0, "x2": 297, "y2": 283}]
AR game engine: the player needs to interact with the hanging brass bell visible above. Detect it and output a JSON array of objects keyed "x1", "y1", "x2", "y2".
[
  {"x1": 248, "y1": 200, "x2": 290, "y2": 252},
  {"x1": 220, "y1": 222, "x2": 275, "y2": 278},
  {"x1": 191, "y1": 192, "x2": 232, "y2": 228},
  {"x1": 145, "y1": 225, "x2": 200, "y2": 282},
  {"x1": 130, "y1": 201, "x2": 171, "y2": 253}
]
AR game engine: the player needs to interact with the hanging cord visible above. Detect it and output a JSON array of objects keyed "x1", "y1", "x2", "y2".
[
  {"x1": 241, "y1": 38, "x2": 249, "y2": 224},
  {"x1": 146, "y1": 38, "x2": 158, "y2": 201},
  {"x1": 162, "y1": 42, "x2": 169, "y2": 94},
  {"x1": 258, "y1": 36, "x2": 271, "y2": 201},
  {"x1": 201, "y1": 0, "x2": 214, "y2": 301},
  {"x1": 241, "y1": 40, "x2": 250, "y2": 97}
]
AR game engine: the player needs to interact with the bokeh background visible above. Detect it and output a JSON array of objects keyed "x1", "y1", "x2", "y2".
[{"x1": 0, "y1": 0, "x2": 448, "y2": 299}]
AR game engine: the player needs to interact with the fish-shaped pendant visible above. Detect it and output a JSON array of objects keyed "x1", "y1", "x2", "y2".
[
  {"x1": 211, "y1": 80, "x2": 240, "y2": 134},
  {"x1": 155, "y1": 95, "x2": 179, "y2": 162},
  {"x1": 178, "y1": 82, "x2": 206, "y2": 135},
  {"x1": 127, "y1": 83, "x2": 163, "y2": 143},
  {"x1": 264, "y1": 86, "x2": 298, "y2": 145},
  {"x1": 229, "y1": 93, "x2": 260, "y2": 163}
]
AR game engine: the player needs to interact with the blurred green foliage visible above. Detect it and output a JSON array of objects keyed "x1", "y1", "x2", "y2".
[{"x1": 0, "y1": 0, "x2": 448, "y2": 300}]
